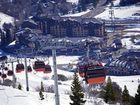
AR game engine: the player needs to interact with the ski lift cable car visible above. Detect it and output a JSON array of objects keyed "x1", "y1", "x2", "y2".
[
  {"x1": 85, "y1": 65, "x2": 106, "y2": 85},
  {"x1": 16, "y1": 63, "x2": 25, "y2": 73},
  {"x1": 7, "y1": 70, "x2": 14, "y2": 76},
  {"x1": 1, "y1": 73, "x2": 7, "y2": 79},
  {"x1": 33, "y1": 60, "x2": 45, "y2": 72},
  {"x1": 77, "y1": 60, "x2": 106, "y2": 85},
  {"x1": 44, "y1": 64, "x2": 52, "y2": 73}
]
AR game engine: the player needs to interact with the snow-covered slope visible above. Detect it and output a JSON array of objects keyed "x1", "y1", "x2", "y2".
[
  {"x1": 62, "y1": 9, "x2": 91, "y2": 17},
  {"x1": 95, "y1": 5, "x2": 140, "y2": 20},
  {"x1": 0, "y1": 85, "x2": 41, "y2": 105},
  {"x1": 110, "y1": 75, "x2": 140, "y2": 97}
]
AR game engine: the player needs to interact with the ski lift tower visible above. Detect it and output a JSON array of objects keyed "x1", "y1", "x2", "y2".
[
  {"x1": 38, "y1": 37, "x2": 70, "y2": 105},
  {"x1": 16, "y1": 36, "x2": 102, "y2": 105},
  {"x1": 109, "y1": 1, "x2": 115, "y2": 32},
  {"x1": 5, "y1": 57, "x2": 18, "y2": 88},
  {"x1": 37, "y1": 36, "x2": 96, "y2": 105},
  {"x1": 16, "y1": 47, "x2": 35, "y2": 91}
]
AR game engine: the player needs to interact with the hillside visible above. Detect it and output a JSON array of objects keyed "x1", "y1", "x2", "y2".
[{"x1": 0, "y1": 55, "x2": 140, "y2": 105}]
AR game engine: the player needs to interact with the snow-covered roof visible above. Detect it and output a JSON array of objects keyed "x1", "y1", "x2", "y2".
[
  {"x1": 66, "y1": 0, "x2": 79, "y2": 4},
  {"x1": 8, "y1": 40, "x2": 16, "y2": 46},
  {"x1": 62, "y1": 9, "x2": 91, "y2": 17},
  {"x1": 0, "y1": 12, "x2": 14, "y2": 29},
  {"x1": 123, "y1": 28, "x2": 140, "y2": 32}
]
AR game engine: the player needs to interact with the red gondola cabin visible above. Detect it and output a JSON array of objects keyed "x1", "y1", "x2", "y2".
[
  {"x1": 1, "y1": 74, "x2": 7, "y2": 79},
  {"x1": 33, "y1": 61, "x2": 45, "y2": 72},
  {"x1": 7, "y1": 70, "x2": 14, "y2": 76},
  {"x1": 85, "y1": 66, "x2": 106, "y2": 84},
  {"x1": 44, "y1": 65, "x2": 52, "y2": 73},
  {"x1": 77, "y1": 60, "x2": 106, "y2": 85},
  {"x1": 16, "y1": 63, "x2": 24, "y2": 73},
  {"x1": 77, "y1": 64, "x2": 85, "y2": 77}
]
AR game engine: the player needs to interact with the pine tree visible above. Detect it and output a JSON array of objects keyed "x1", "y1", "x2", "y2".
[
  {"x1": 41, "y1": 81, "x2": 44, "y2": 92},
  {"x1": 70, "y1": 73, "x2": 86, "y2": 105},
  {"x1": 135, "y1": 84, "x2": 140, "y2": 105},
  {"x1": 103, "y1": 77, "x2": 115, "y2": 103},
  {"x1": 18, "y1": 83, "x2": 22, "y2": 90},
  {"x1": 122, "y1": 85, "x2": 130, "y2": 105},
  {"x1": 39, "y1": 81, "x2": 45, "y2": 100},
  {"x1": 39, "y1": 90, "x2": 44, "y2": 100}
]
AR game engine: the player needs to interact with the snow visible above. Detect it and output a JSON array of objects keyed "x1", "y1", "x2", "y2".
[
  {"x1": 67, "y1": 0, "x2": 79, "y2": 4},
  {"x1": 0, "y1": 86, "x2": 40, "y2": 105},
  {"x1": 0, "y1": 12, "x2": 14, "y2": 29},
  {"x1": 8, "y1": 40, "x2": 16, "y2": 46},
  {"x1": 123, "y1": 32, "x2": 140, "y2": 37},
  {"x1": 62, "y1": 9, "x2": 91, "y2": 17},
  {"x1": 95, "y1": 5, "x2": 140, "y2": 20},
  {"x1": 121, "y1": 38, "x2": 133, "y2": 49},
  {"x1": 49, "y1": 56, "x2": 79, "y2": 65},
  {"x1": 124, "y1": 28, "x2": 140, "y2": 32},
  {"x1": 109, "y1": 75, "x2": 140, "y2": 97},
  {"x1": 113, "y1": 0, "x2": 121, "y2": 6}
]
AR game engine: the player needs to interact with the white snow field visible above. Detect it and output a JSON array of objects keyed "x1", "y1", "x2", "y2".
[{"x1": 95, "y1": 5, "x2": 140, "y2": 20}]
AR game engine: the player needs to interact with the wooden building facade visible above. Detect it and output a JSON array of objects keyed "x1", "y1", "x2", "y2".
[{"x1": 33, "y1": 16, "x2": 105, "y2": 37}]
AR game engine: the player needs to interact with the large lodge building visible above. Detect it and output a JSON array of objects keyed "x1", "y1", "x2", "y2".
[{"x1": 30, "y1": 16, "x2": 105, "y2": 37}]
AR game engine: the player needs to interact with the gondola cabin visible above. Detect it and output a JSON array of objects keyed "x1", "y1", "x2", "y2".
[
  {"x1": 4, "y1": 67, "x2": 9, "y2": 71},
  {"x1": 77, "y1": 64, "x2": 85, "y2": 77},
  {"x1": 44, "y1": 65, "x2": 52, "y2": 73},
  {"x1": 33, "y1": 61, "x2": 45, "y2": 72},
  {"x1": 85, "y1": 63, "x2": 106, "y2": 85},
  {"x1": 16, "y1": 63, "x2": 24, "y2": 73},
  {"x1": 1, "y1": 74, "x2": 7, "y2": 79},
  {"x1": 27, "y1": 66, "x2": 32, "y2": 72},
  {"x1": 7, "y1": 70, "x2": 14, "y2": 76}
]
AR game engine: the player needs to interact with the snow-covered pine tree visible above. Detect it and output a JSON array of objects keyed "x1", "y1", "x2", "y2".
[
  {"x1": 122, "y1": 85, "x2": 130, "y2": 105},
  {"x1": 70, "y1": 73, "x2": 86, "y2": 105}
]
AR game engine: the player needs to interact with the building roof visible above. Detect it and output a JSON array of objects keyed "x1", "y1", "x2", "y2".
[
  {"x1": 31, "y1": 15, "x2": 103, "y2": 24},
  {"x1": 21, "y1": 19, "x2": 38, "y2": 29}
]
